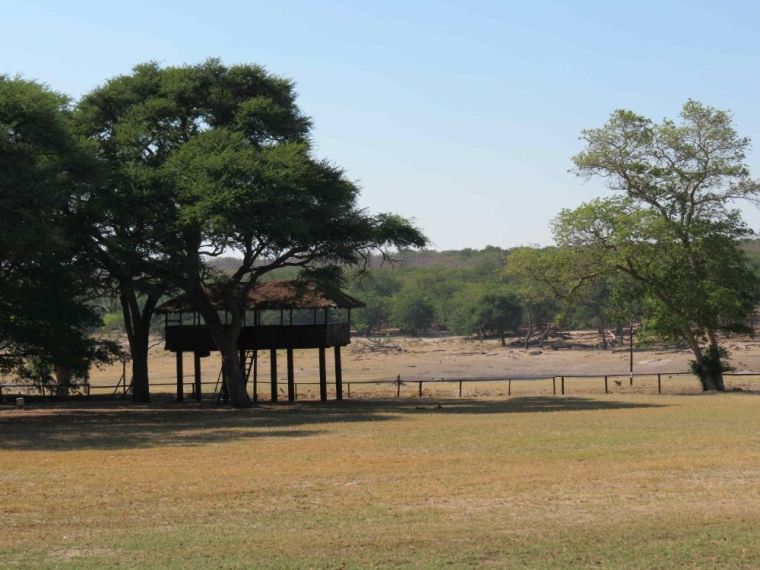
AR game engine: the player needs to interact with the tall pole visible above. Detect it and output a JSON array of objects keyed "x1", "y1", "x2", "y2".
[
  {"x1": 270, "y1": 348, "x2": 278, "y2": 403},
  {"x1": 287, "y1": 349, "x2": 295, "y2": 402},
  {"x1": 176, "y1": 351, "x2": 184, "y2": 402},
  {"x1": 629, "y1": 319, "x2": 634, "y2": 386},
  {"x1": 193, "y1": 352, "x2": 202, "y2": 402}
]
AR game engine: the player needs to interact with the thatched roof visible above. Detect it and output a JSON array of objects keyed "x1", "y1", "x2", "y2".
[{"x1": 157, "y1": 280, "x2": 365, "y2": 314}]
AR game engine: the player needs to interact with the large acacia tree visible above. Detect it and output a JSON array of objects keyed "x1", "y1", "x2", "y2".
[
  {"x1": 78, "y1": 60, "x2": 426, "y2": 406},
  {"x1": 0, "y1": 77, "x2": 112, "y2": 389},
  {"x1": 557, "y1": 101, "x2": 760, "y2": 390}
]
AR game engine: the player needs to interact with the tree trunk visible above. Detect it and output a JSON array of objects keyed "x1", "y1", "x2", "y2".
[
  {"x1": 684, "y1": 328, "x2": 726, "y2": 392},
  {"x1": 219, "y1": 340, "x2": 250, "y2": 406},
  {"x1": 54, "y1": 365, "x2": 72, "y2": 397},
  {"x1": 189, "y1": 288, "x2": 251, "y2": 407},
  {"x1": 524, "y1": 310, "x2": 533, "y2": 349},
  {"x1": 119, "y1": 284, "x2": 161, "y2": 403},
  {"x1": 537, "y1": 323, "x2": 550, "y2": 348},
  {"x1": 704, "y1": 331, "x2": 726, "y2": 391},
  {"x1": 598, "y1": 325, "x2": 608, "y2": 350},
  {"x1": 130, "y1": 338, "x2": 150, "y2": 402},
  {"x1": 700, "y1": 367, "x2": 725, "y2": 391}
]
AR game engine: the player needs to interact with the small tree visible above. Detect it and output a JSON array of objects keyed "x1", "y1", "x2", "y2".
[
  {"x1": 561, "y1": 101, "x2": 760, "y2": 390},
  {"x1": 504, "y1": 247, "x2": 564, "y2": 348},
  {"x1": 390, "y1": 290, "x2": 435, "y2": 336},
  {"x1": 447, "y1": 285, "x2": 521, "y2": 345}
]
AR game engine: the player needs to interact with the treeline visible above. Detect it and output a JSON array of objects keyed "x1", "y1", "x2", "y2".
[{"x1": 339, "y1": 247, "x2": 630, "y2": 346}]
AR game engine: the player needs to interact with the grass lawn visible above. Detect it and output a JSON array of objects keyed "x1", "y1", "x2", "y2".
[{"x1": 1, "y1": 393, "x2": 759, "y2": 568}]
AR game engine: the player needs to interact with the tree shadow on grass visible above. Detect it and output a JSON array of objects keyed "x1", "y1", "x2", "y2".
[{"x1": 0, "y1": 396, "x2": 664, "y2": 452}]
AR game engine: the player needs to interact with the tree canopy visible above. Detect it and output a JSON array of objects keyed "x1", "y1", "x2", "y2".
[
  {"x1": 557, "y1": 100, "x2": 760, "y2": 390},
  {"x1": 0, "y1": 76, "x2": 115, "y2": 387},
  {"x1": 77, "y1": 60, "x2": 427, "y2": 406}
]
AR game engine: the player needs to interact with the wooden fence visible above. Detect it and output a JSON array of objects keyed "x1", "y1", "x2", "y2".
[{"x1": 3, "y1": 371, "x2": 759, "y2": 403}]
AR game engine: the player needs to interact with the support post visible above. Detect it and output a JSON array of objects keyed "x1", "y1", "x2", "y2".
[
  {"x1": 176, "y1": 352, "x2": 184, "y2": 402},
  {"x1": 561, "y1": 376, "x2": 565, "y2": 395},
  {"x1": 270, "y1": 348, "x2": 278, "y2": 403},
  {"x1": 334, "y1": 346, "x2": 343, "y2": 401},
  {"x1": 459, "y1": 380, "x2": 462, "y2": 397},
  {"x1": 657, "y1": 373, "x2": 662, "y2": 394},
  {"x1": 552, "y1": 376, "x2": 556, "y2": 395},
  {"x1": 194, "y1": 352, "x2": 202, "y2": 401},
  {"x1": 319, "y1": 348, "x2": 327, "y2": 402},
  {"x1": 629, "y1": 320, "x2": 634, "y2": 386},
  {"x1": 287, "y1": 348, "x2": 295, "y2": 402},
  {"x1": 253, "y1": 350, "x2": 258, "y2": 403},
  {"x1": 347, "y1": 383, "x2": 351, "y2": 398},
  {"x1": 508, "y1": 378, "x2": 511, "y2": 397},
  {"x1": 604, "y1": 375, "x2": 608, "y2": 394},
  {"x1": 418, "y1": 381, "x2": 423, "y2": 398}
]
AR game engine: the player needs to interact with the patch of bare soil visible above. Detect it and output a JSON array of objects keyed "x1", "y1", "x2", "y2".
[{"x1": 73, "y1": 330, "x2": 760, "y2": 395}]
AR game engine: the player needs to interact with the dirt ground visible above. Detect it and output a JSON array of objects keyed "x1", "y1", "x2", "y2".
[{"x1": 76, "y1": 331, "x2": 760, "y2": 398}]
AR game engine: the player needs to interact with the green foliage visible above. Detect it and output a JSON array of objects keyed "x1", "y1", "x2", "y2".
[
  {"x1": 0, "y1": 76, "x2": 111, "y2": 380},
  {"x1": 346, "y1": 248, "x2": 511, "y2": 336},
  {"x1": 562, "y1": 100, "x2": 760, "y2": 389},
  {"x1": 78, "y1": 60, "x2": 427, "y2": 405},
  {"x1": 446, "y1": 284, "x2": 521, "y2": 340},
  {"x1": 389, "y1": 290, "x2": 435, "y2": 335}
]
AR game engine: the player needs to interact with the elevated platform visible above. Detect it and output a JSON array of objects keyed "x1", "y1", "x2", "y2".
[
  {"x1": 156, "y1": 280, "x2": 364, "y2": 403},
  {"x1": 164, "y1": 323, "x2": 351, "y2": 353}
]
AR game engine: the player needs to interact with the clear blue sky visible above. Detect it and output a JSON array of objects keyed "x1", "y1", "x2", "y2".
[{"x1": 3, "y1": 0, "x2": 759, "y2": 250}]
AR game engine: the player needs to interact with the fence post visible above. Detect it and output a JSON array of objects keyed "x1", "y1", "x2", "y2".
[
  {"x1": 459, "y1": 380, "x2": 462, "y2": 397},
  {"x1": 347, "y1": 383, "x2": 351, "y2": 399},
  {"x1": 552, "y1": 377, "x2": 556, "y2": 395},
  {"x1": 86, "y1": 382, "x2": 91, "y2": 400},
  {"x1": 604, "y1": 375, "x2": 608, "y2": 394},
  {"x1": 418, "y1": 381, "x2": 423, "y2": 398},
  {"x1": 657, "y1": 373, "x2": 662, "y2": 394},
  {"x1": 508, "y1": 378, "x2": 511, "y2": 397},
  {"x1": 396, "y1": 376, "x2": 401, "y2": 398},
  {"x1": 561, "y1": 376, "x2": 565, "y2": 395}
]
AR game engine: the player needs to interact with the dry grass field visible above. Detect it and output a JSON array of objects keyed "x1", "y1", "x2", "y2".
[
  {"x1": 1, "y1": 392, "x2": 759, "y2": 568},
  {"x1": 2, "y1": 335, "x2": 760, "y2": 567}
]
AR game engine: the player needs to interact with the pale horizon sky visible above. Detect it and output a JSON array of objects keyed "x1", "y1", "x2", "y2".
[{"x1": 3, "y1": 0, "x2": 759, "y2": 250}]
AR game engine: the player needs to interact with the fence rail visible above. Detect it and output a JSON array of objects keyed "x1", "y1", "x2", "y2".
[{"x1": 3, "y1": 371, "x2": 759, "y2": 403}]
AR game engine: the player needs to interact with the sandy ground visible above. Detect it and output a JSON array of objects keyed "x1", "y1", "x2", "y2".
[{"x1": 65, "y1": 331, "x2": 760, "y2": 398}]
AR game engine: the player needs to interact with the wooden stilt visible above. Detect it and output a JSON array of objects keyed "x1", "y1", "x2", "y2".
[
  {"x1": 287, "y1": 349, "x2": 295, "y2": 402},
  {"x1": 194, "y1": 352, "x2": 202, "y2": 401},
  {"x1": 334, "y1": 346, "x2": 343, "y2": 401},
  {"x1": 270, "y1": 348, "x2": 278, "y2": 403},
  {"x1": 319, "y1": 347, "x2": 327, "y2": 402},
  {"x1": 253, "y1": 350, "x2": 258, "y2": 403},
  {"x1": 176, "y1": 352, "x2": 184, "y2": 402}
]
